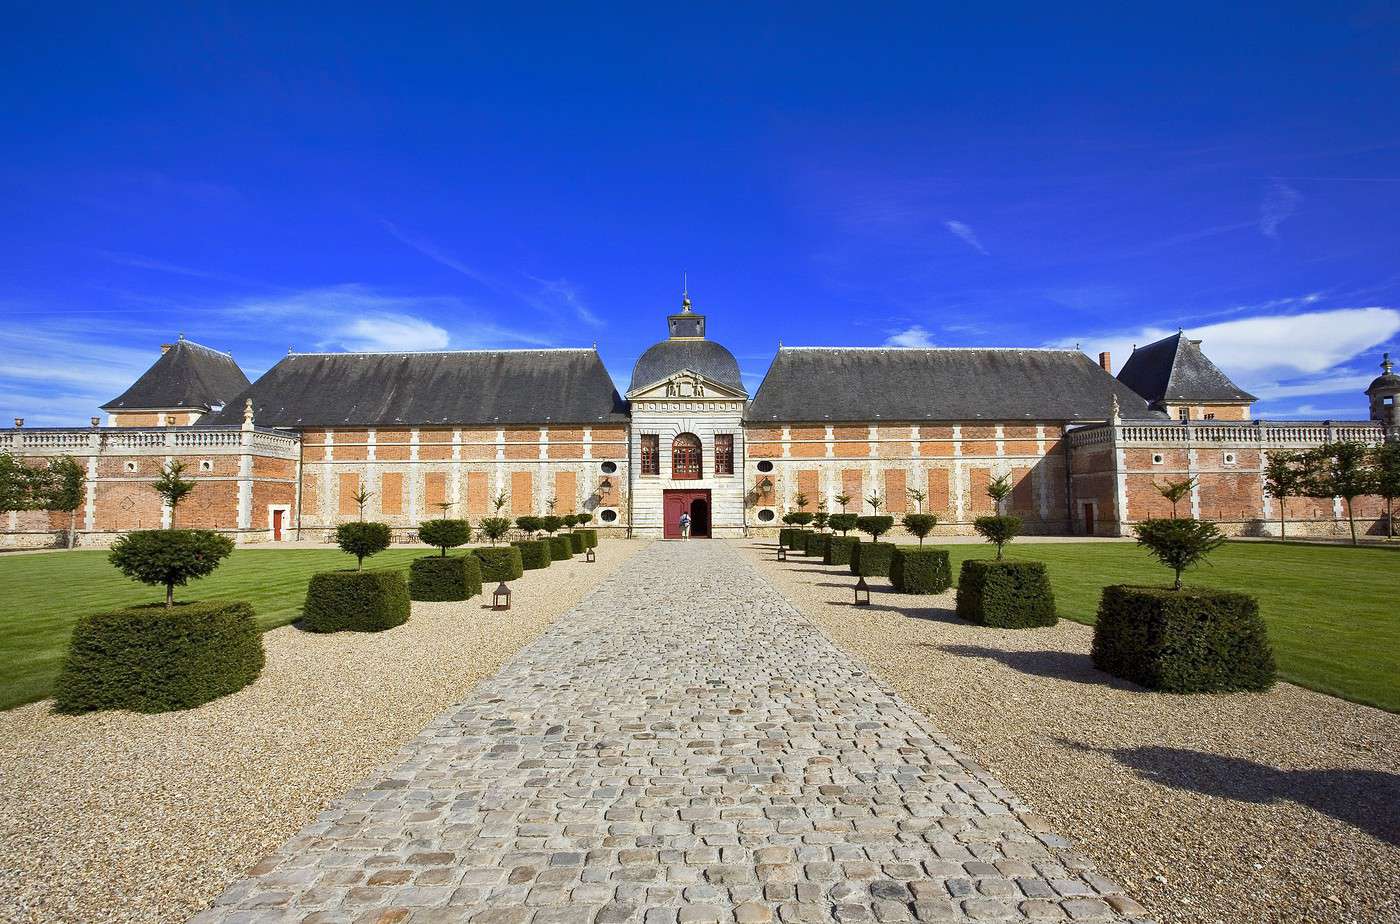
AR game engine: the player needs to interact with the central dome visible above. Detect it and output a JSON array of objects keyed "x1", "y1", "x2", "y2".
[{"x1": 627, "y1": 296, "x2": 746, "y2": 395}]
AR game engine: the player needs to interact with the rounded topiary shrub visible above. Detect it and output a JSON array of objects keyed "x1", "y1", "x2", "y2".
[
  {"x1": 578, "y1": 528, "x2": 599, "y2": 549},
  {"x1": 54, "y1": 600, "x2": 264, "y2": 713},
  {"x1": 825, "y1": 536, "x2": 859, "y2": 566},
  {"x1": 548, "y1": 535, "x2": 573, "y2": 560},
  {"x1": 849, "y1": 541, "x2": 895, "y2": 577},
  {"x1": 1092, "y1": 585, "x2": 1275, "y2": 693},
  {"x1": 514, "y1": 539, "x2": 552, "y2": 570},
  {"x1": 955, "y1": 560, "x2": 1056, "y2": 628},
  {"x1": 890, "y1": 547, "x2": 951, "y2": 594},
  {"x1": 568, "y1": 531, "x2": 586, "y2": 554},
  {"x1": 474, "y1": 545, "x2": 524, "y2": 582},
  {"x1": 303, "y1": 570, "x2": 410, "y2": 632},
  {"x1": 408, "y1": 554, "x2": 482, "y2": 602}
]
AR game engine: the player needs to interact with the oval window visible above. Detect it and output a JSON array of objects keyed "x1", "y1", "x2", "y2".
[
  {"x1": 599, "y1": 509, "x2": 618, "y2": 523},
  {"x1": 757, "y1": 509, "x2": 776, "y2": 522},
  {"x1": 600, "y1": 461, "x2": 617, "y2": 474},
  {"x1": 756, "y1": 460, "x2": 774, "y2": 473}
]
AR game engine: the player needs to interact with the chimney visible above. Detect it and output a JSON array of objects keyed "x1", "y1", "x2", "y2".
[
  {"x1": 1098, "y1": 351, "x2": 1112, "y2": 373},
  {"x1": 160, "y1": 343, "x2": 175, "y2": 354}
]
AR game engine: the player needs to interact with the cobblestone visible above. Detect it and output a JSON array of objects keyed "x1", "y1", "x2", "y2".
[{"x1": 195, "y1": 541, "x2": 1150, "y2": 922}]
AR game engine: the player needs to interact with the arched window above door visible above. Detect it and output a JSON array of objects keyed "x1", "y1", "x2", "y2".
[{"x1": 672, "y1": 433, "x2": 702, "y2": 480}]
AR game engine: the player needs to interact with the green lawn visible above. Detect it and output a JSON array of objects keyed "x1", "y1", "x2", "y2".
[
  {"x1": 932, "y1": 541, "x2": 1400, "y2": 712},
  {"x1": 0, "y1": 547, "x2": 426, "y2": 710}
]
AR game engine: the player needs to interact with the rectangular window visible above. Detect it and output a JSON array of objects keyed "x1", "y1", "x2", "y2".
[
  {"x1": 1204, "y1": 412, "x2": 1216, "y2": 420},
  {"x1": 640, "y1": 434, "x2": 660, "y2": 475},
  {"x1": 1178, "y1": 408, "x2": 1190, "y2": 421},
  {"x1": 714, "y1": 433, "x2": 734, "y2": 474}
]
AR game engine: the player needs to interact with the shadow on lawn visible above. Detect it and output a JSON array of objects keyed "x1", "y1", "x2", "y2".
[{"x1": 1064, "y1": 739, "x2": 1400, "y2": 847}]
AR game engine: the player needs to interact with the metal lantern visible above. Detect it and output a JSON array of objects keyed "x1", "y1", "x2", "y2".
[
  {"x1": 777, "y1": 545, "x2": 787, "y2": 561},
  {"x1": 853, "y1": 576, "x2": 871, "y2": 606},
  {"x1": 492, "y1": 582, "x2": 512, "y2": 610},
  {"x1": 585, "y1": 546, "x2": 596, "y2": 562}
]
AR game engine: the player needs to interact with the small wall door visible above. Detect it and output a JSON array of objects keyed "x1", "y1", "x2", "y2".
[
  {"x1": 272, "y1": 508, "x2": 285, "y2": 541},
  {"x1": 1082, "y1": 502, "x2": 1095, "y2": 536}
]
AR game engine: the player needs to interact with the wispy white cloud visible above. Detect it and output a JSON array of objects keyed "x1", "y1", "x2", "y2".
[
  {"x1": 1051, "y1": 305, "x2": 1400, "y2": 416},
  {"x1": 945, "y1": 220, "x2": 989, "y2": 255},
  {"x1": 332, "y1": 315, "x2": 451, "y2": 352},
  {"x1": 380, "y1": 220, "x2": 497, "y2": 287},
  {"x1": 884, "y1": 325, "x2": 935, "y2": 348},
  {"x1": 98, "y1": 250, "x2": 269, "y2": 288},
  {"x1": 1259, "y1": 178, "x2": 1303, "y2": 238}
]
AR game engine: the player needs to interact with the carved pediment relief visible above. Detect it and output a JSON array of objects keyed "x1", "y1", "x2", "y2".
[{"x1": 626, "y1": 369, "x2": 747, "y2": 401}]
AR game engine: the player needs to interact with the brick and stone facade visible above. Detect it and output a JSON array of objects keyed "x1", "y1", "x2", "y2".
[{"x1": 2, "y1": 306, "x2": 1396, "y2": 547}]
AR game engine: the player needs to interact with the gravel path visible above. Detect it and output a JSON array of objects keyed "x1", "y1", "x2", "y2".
[
  {"x1": 741, "y1": 540, "x2": 1400, "y2": 924},
  {"x1": 199, "y1": 539, "x2": 1149, "y2": 923},
  {"x1": 0, "y1": 540, "x2": 644, "y2": 924}
]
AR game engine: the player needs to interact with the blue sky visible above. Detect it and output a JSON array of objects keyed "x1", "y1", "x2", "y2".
[{"x1": 3, "y1": 3, "x2": 1399, "y2": 425}]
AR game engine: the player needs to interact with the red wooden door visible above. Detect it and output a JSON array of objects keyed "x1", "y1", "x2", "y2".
[
  {"x1": 272, "y1": 508, "x2": 284, "y2": 541},
  {"x1": 664, "y1": 492, "x2": 689, "y2": 538},
  {"x1": 1082, "y1": 503, "x2": 1094, "y2": 536}
]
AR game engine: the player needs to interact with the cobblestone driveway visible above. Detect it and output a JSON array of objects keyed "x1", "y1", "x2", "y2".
[{"x1": 197, "y1": 541, "x2": 1150, "y2": 923}]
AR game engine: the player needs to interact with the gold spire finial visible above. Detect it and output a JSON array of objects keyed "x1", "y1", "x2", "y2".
[{"x1": 681, "y1": 271, "x2": 692, "y2": 312}]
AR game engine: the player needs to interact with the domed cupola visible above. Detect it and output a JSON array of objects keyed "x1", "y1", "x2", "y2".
[
  {"x1": 627, "y1": 294, "x2": 746, "y2": 396},
  {"x1": 1367, "y1": 352, "x2": 1400, "y2": 427}
]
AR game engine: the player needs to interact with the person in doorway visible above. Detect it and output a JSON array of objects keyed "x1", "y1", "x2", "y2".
[{"x1": 678, "y1": 510, "x2": 691, "y2": 539}]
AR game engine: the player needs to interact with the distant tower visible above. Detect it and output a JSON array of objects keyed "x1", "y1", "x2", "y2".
[{"x1": 1366, "y1": 352, "x2": 1400, "y2": 430}]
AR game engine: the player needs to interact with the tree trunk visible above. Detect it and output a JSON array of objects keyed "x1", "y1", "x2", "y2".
[
  {"x1": 67, "y1": 509, "x2": 77, "y2": 549},
  {"x1": 1174, "y1": 568, "x2": 1183, "y2": 590},
  {"x1": 1279, "y1": 498, "x2": 1286, "y2": 541},
  {"x1": 1346, "y1": 497, "x2": 1357, "y2": 546},
  {"x1": 165, "y1": 583, "x2": 174, "y2": 607}
]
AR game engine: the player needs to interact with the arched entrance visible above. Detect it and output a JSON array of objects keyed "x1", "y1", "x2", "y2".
[{"x1": 689, "y1": 496, "x2": 711, "y2": 537}]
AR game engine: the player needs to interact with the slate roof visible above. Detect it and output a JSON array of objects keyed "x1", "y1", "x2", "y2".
[
  {"x1": 1366, "y1": 354, "x2": 1398, "y2": 394},
  {"x1": 746, "y1": 347, "x2": 1157, "y2": 422},
  {"x1": 200, "y1": 349, "x2": 627, "y2": 428},
  {"x1": 102, "y1": 339, "x2": 250, "y2": 413},
  {"x1": 628, "y1": 339, "x2": 746, "y2": 395},
  {"x1": 1116, "y1": 332, "x2": 1256, "y2": 405}
]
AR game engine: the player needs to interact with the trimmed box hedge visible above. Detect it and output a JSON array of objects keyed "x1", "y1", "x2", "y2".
[
  {"x1": 1092, "y1": 585, "x2": 1276, "y2": 693},
  {"x1": 955, "y1": 560, "x2": 1057, "y2": 628},
  {"x1": 54, "y1": 600, "x2": 265, "y2": 714},
  {"x1": 514, "y1": 539, "x2": 552, "y2": 570},
  {"x1": 824, "y1": 536, "x2": 859, "y2": 566},
  {"x1": 409, "y1": 554, "x2": 482, "y2": 602},
  {"x1": 473, "y1": 546, "x2": 525, "y2": 582},
  {"x1": 849, "y1": 541, "x2": 895, "y2": 577},
  {"x1": 568, "y1": 531, "x2": 586, "y2": 554},
  {"x1": 303, "y1": 570, "x2": 410, "y2": 633},
  {"x1": 548, "y1": 535, "x2": 574, "y2": 560},
  {"x1": 781, "y1": 529, "x2": 810, "y2": 550},
  {"x1": 890, "y1": 547, "x2": 952, "y2": 594},
  {"x1": 578, "y1": 528, "x2": 599, "y2": 549},
  {"x1": 807, "y1": 533, "x2": 832, "y2": 560}
]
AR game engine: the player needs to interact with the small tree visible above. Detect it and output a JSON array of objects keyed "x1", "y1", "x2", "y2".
[
  {"x1": 46, "y1": 456, "x2": 85, "y2": 549},
  {"x1": 562, "y1": 513, "x2": 580, "y2": 530},
  {"x1": 575, "y1": 512, "x2": 594, "y2": 526},
  {"x1": 541, "y1": 515, "x2": 564, "y2": 535},
  {"x1": 829, "y1": 513, "x2": 858, "y2": 535},
  {"x1": 907, "y1": 487, "x2": 926, "y2": 513},
  {"x1": 1133, "y1": 517, "x2": 1226, "y2": 590},
  {"x1": 479, "y1": 516, "x2": 512, "y2": 545},
  {"x1": 546, "y1": 496, "x2": 558, "y2": 514},
  {"x1": 491, "y1": 491, "x2": 508, "y2": 514},
  {"x1": 336, "y1": 521, "x2": 391, "y2": 570},
  {"x1": 108, "y1": 529, "x2": 235, "y2": 607},
  {"x1": 1372, "y1": 441, "x2": 1400, "y2": 540},
  {"x1": 1306, "y1": 442, "x2": 1375, "y2": 546},
  {"x1": 812, "y1": 510, "x2": 830, "y2": 532},
  {"x1": 0, "y1": 452, "x2": 41, "y2": 514},
  {"x1": 902, "y1": 512, "x2": 936, "y2": 545},
  {"x1": 418, "y1": 519, "x2": 471, "y2": 556},
  {"x1": 349, "y1": 486, "x2": 374, "y2": 522},
  {"x1": 1262, "y1": 450, "x2": 1307, "y2": 541},
  {"x1": 986, "y1": 473, "x2": 1013, "y2": 512},
  {"x1": 834, "y1": 492, "x2": 852, "y2": 513},
  {"x1": 152, "y1": 460, "x2": 196, "y2": 528},
  {"x1": 865, "y1": 493, "x2": 883, "y2": 514},
  {"x1": 1153, "y1": 476, "x2": 1196, "y2": 519},
  {"x1": 856, "y1": 515, "x2": 894, "y2": 541},
  {"x1": 789, "y1": 510, "x2": 814, "y2": 527},
  {"x1": 516, "y1": 515, "x2": 543, "y2": 537},
  {"x1": 973, "y1": 515, "x2": 1022, "y2": 560}
]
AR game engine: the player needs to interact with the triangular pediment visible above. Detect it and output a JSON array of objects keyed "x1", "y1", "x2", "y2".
[{"x1": 625, "y1": 369, "x2": 748, "y2": 401}]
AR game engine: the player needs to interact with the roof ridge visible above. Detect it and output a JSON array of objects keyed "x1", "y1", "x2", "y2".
[
  {"x1": 175, "y1": 339, "x2": 235, "y2": 358},
  {"x1": 285, "y1": 347, "x2": 592, "y2": 357},
  {"x1": 779, "y1": 346, "x2": 1084, "y2": 353}
]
